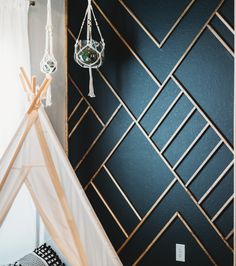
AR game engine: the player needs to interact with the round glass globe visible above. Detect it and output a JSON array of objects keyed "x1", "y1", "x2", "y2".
[{"x1": 74, "y1": 39, "x2": 105, "y2": 68}]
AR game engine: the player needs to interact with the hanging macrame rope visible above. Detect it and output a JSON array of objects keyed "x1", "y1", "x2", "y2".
[
  {"x1": 40, "y1": 0, "x2": 57, "y2": 106},
  {"x1": 87, "y1": 0, "x2": 94, "y2": 97},
  {"x1": 45, "y1": 0, "x2": 51, "y2": 54},
  {"x1": 76, "y1": 0, "x2": 104, "y2": 42},
  {"x1": 45, "y1": 0, "x2": 52, "y2": 106},
  {"x1": 74, "y1": 0, "x2": 105, "y2": 98}
]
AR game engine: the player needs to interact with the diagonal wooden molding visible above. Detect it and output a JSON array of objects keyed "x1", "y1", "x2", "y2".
[
  {"x1": 117, "y1": 0, "x2": 196, "y2": 48},
  {"x1": 133, "y1": 212, "x2": 216, "y2": 266},
  {"x1": 67, "y1": 0, "x2": 234, "y2": 263}
]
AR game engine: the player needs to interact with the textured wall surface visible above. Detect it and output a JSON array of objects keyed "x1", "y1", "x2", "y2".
[{"x1": 67, "y1": 0, "x2": 234, "y2": 265}]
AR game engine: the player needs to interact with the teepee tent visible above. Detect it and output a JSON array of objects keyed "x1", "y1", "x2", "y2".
[{"x1": 0, "y1": 68, "x2": 122, "y2": 266}]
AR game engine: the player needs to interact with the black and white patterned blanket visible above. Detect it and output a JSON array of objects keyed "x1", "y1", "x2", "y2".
[{"x1": 3, "y1": 244, "x2": 65, "y2": 266}]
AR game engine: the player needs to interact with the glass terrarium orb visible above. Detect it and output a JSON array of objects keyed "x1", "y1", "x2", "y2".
[
  {"x1": 40, "y1": 54, "x2": 57, "y2": 74},
  {"x1": 74, "y1": 39, "x2": 105, "y2": 68}
]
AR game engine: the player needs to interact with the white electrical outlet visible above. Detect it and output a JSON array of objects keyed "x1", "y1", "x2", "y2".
[{"x1": 176, "y1": 244, "x2": 185, "y2": 262}]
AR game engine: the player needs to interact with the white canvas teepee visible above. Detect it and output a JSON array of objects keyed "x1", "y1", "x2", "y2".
[{"x1": 0, "y1": 69, "x2": 122, "y2": 266}]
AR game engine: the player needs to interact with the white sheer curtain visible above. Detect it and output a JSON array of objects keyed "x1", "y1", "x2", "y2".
[
  {"x1": 0, "y1": 0, "x2": 30, "y2": 152},
  {"x1": 0, "y1": 0, "x2": 37, "y2": 263}
]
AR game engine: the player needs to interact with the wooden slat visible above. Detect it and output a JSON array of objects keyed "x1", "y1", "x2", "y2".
[
  {"x1": 31, "y1": 75, "x2": 37, "y2": 94},
  {"x1": 20, "y1": 67, "x2": 32, "y2": 92},
  {"x1": 27, "y1": 77, "x2": 52, "y2": 114}
]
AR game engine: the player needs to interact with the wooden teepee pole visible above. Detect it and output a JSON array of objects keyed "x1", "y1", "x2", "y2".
[
  {"x1": 19, "y1": 66, "x2": 33, "y2": 93},
  {"x1": 31, "y1": 75, "x2": 37, "y2": 94},
  {"x1": 35, "y1": 118, "x2": 88, "y2": 266},
  {"x1": 27, "y1": 77, "x2": 51, "y2": 114}
]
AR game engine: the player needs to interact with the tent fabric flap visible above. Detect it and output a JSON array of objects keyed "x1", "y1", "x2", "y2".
[
  {"x1": 0, "y1": 106, "x2": 122, "y2": 266},
  {"x1": 25, "y1": 169, "x2": 84, "y2": 266},
  {"x1": 0, "y1": 168, "x2": 30, "y2": 226}
]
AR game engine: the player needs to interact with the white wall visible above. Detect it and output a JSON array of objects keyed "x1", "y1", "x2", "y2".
[{"x1": 29, "y1": 0, "x2": 67, "y2": 149}]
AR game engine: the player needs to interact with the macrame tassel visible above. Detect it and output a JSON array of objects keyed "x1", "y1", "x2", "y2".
[
  {"x1": 87, "y1": 0, "x2": 95, "y2": 98},
  {"x1": 88, "y1": 67, "x2": 96, "y2": 97},
  {"x1": 46, "y1": 74, "x2": 52, "y2": 106}
]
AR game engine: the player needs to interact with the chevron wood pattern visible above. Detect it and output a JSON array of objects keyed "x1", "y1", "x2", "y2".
[{"x1": 67, "y1": 0, "x2": 234, "y2": 265}]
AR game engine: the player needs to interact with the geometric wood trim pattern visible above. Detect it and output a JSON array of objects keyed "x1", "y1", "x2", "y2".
[
  {"x1": 67, "y1": 0, "x2": 234, "y2": 265},
  {"x1": 133, "y1": 212, "x2": 216, "y2": 265}
]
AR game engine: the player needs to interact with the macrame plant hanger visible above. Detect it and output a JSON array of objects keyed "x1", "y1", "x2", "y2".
[
  {"x1": 40, "y1": 0, "x2": 57, "y2": 106},
  {"x1": 74, "y1": 0, "x2": 105, "y2": 97}
]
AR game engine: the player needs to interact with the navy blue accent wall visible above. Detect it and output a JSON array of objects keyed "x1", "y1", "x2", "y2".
[{"x1": 67, "y1": 0, "x2": 234, "y2": 265}]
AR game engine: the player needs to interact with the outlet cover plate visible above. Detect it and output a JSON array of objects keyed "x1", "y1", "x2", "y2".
[{"x1": 176, "y1": 243, "x2": 185, "y2": 262}]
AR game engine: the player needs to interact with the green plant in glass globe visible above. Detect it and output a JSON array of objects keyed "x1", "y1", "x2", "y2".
[{"x1": 78, "y1": 46, "x2": 98, "y2": 65}]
